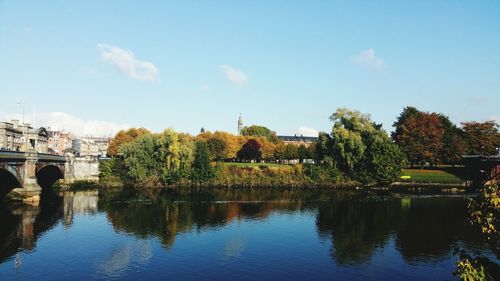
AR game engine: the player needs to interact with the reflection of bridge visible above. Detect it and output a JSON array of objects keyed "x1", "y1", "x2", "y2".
[{"x1": 0, "y1": 151, "x2": 100, "y2": 203}]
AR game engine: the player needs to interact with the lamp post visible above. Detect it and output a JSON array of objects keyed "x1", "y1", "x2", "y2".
[{"x1": 16, "y1": 102, "x2": 24, "y2": 124}]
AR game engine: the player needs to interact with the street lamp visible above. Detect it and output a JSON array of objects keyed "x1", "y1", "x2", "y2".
[{"x1": 16, "y1": 102, "x2": 24, "y2": 124}]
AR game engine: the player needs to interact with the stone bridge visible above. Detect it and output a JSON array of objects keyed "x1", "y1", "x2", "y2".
[{"x1": 0, "y1": 151, "x2": 100, "y2": 203}]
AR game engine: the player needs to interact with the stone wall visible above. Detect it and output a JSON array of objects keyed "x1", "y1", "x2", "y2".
[{"x1": 64, "y1": 154, "x2": 100, "y2": 182}]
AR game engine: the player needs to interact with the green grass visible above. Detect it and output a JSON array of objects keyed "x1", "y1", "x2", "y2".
[{"x1": 401, "y1": 169, "x2": 463, "y2": 183}]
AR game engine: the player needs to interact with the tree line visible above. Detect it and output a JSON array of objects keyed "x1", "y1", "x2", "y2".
[
  {"x1": 392, "y1": 106, "x2": 500, "y2": 167},
  {"x1": 101, "y1": 107, "x2": 500, "y2": 187}
]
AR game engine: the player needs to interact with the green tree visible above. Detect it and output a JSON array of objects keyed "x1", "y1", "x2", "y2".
[
  {"x1": 191, "y1": 141, "x2": 215, "y2": 182},
  {"x1": 356, "y1": 133, "x2": 407, "y2": 184},
  {"x1": 439, "y1": 114, "x2": 467, "y2": 165},
  {"x1": 327, "y1": 108, "x2": 406, "y2": 184},
  {"x1": 119, "y1": 129, "x2": 194, "y2": 185},
  {"x1": 240, "y1": 125, "x2": 278, "y2": 142},
  {"x1": 207, "y1": 137, "x2": 228, "y2": 161}
]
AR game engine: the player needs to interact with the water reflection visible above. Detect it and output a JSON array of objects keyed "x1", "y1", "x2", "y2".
[
  {"x1": 0, "y1": 197, "x2": 63, "y2": 263},
  {"x1": 97, "y1": 240, "x2": 152, "y2": 278},
  {"x1": 61, "y1": 190, "x2": 98, "y2": 227},
  {"x1": 0, "y1": 188, "x2": 491, "y2": 279},
  {"x1": 98, "y1": 189, "x2": 487, "y2": 265}
]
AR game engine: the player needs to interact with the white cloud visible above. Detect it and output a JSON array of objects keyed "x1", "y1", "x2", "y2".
[
  {"x1": 296, "y1": 126, "x2": 319, "y2": 137},
  {"x1": 2, "y1": 112, "x2": 130, "y2": 137},
  {"x1": 354, "y1": 48, "x2": 385, "y2": 70},
  {"x1": 490, "y1": 115, "x2": 500, "y2": 124},
  {"x1": 219, "y1": 64, "x2": 248, "y2": 85},
  {"x1": 98, "y1": 43, "x2": 158, "y2": 81}
]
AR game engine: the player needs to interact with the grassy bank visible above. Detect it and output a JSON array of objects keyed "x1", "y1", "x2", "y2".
[{"x1": 400, "y1": 168, "x2": 464, "y2": 183}]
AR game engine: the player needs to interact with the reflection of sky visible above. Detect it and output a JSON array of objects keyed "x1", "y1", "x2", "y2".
[
  {"x1": 223, "y1": 237, "x2": 246, "y2": 259},
  {"x1": 97, "y1": 240, "x2": 152, "y2": 279}
]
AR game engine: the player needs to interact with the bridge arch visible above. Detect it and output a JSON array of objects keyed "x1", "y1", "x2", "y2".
[
  {"x1": 36, "y1": 164, "x2": 64, "y2": 190},
  {"x1": 0, "y1": 168, "x2": 22, "y2": 201}
]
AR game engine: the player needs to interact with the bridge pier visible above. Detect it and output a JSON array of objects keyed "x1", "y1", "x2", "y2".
[{"x1": 9, "y1": 154, "x2": 42, "y2": 204}]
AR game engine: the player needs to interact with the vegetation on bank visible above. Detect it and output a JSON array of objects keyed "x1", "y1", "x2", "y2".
[
  {"x1": 99, "y1": 108, "x2": 406, "y2": 188},
  {"x1": 99, "y1": 106, "x2": 499, "y2": 189},
  {"x1": 455, "y1": 185, "x2": 499, "y2": 280}
]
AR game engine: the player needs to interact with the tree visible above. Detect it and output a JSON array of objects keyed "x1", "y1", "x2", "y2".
[
  {"x1": 316, "y1": 132, "x2": 333, "y2": 162},
  {"x1": 207, "y1": 137, "x2": 228, "y2": 161},
  {"x1": 326, "y1": 108, "x2": 406, "y2": 184},
  {"x1": 356, "y1": 133, "x2": 407, "y2": 184},
  {"x1": 392, "y1": 106, "x2": 420, "y2": 140},
  {"x1": 257, "y1": 137, "x2": 276, "y2": 161},
  {"x1": 455, "y1": 185, "x2": 499, "y2": 280},
  {"x1": 237, "y1": 139, "x2": 262, "y2": 161},
  {"x1": 283, "y1": 144, "x2": 299, "y2": 161},
  {"x1": 462, "y1": 121, "x2": 500, "y2": 156},
  {"x1": 393, "y1": 109, "x2": 444, "y2": 167},
  {"x1": 119, "y1": 129, "x2": 194, "y2": 185},
  {"x1": 439, "y1": 114, "x2": 466, "y2": 165},
  {"x1": 191, "y1": 141, "x2": 215, "y2": 181},
  {"x1": 240, "y1": 125, "x2": 278, "y2": 142},
  {"x1": 298, "y1": 144, "x2": 309, "y2": 163},
  {"x1": 108, "y1": 128, "x2": 150, "y2": 157}
]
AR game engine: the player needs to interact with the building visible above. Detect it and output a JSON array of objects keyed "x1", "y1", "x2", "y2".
[
  {"x1": 0, "y1": 120, "x2": 24, "y2": 151},
  {"x1": 48, "y1": 130, "x2": 73, "y2": 155},
  {"x1": 72, "y1": 137, "x2": 109, "y2": 157},
  {"x1": 0, "y1": 119, "x2": 48, "y2": 153},
  {"x1": 277, "y1": 135, "x2": 318, "y2": 147}
]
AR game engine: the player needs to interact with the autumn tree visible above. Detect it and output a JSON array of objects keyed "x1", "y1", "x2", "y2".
[
  {"x1": 462, "y1": 121, "x2": 500, "y2": 155},
  {"x1": 393, "y1": 108, "x2": 444, "y2": 167},
  {"x1": 257, "y1": 137, "x2": 276, "y2": 161},
  {"x1": 108, "y1": 128, "x2": 151, "y2": 157},
  {"x1": 237, "y1": 139, "x2": 262, "y2": 161}
]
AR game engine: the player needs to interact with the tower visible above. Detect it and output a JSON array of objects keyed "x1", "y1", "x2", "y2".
[{"x1": 238, "y1": 113, "x2": 243, "y2": 134}]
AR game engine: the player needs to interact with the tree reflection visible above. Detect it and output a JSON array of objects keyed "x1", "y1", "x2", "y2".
[
  {"x1": 314, "y1": 195, "x2": 485, "y2": 265},
  {"x1": 98, "y1": 188, "x2": 324, "y2": 248},
  {"x1": 316, "y1": 197, "x2": 404, "y2": 265},
  {"x1": 395, "y1": 197, "x2": 481, "y2": 263}
]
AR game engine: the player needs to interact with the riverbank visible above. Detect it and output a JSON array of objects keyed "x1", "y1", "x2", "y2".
[{"x1": 94, "y1": 163, "x2": 469, "y2": 192}]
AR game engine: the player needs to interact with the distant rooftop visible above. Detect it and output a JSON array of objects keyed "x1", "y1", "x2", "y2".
[{"x1": 277, "y1": 135, "x2": 318, "y2": 142}]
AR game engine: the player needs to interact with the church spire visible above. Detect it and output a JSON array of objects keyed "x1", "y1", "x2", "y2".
[{"x1": 238, "y1": 113, "x2": 243, "y2": 135}]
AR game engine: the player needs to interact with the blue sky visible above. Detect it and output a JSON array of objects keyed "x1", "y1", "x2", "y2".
[{"x1": 1, "y1": 0, "x2": 499, "y2": 136}]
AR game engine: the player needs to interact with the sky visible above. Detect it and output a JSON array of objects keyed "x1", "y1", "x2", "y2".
[{"x1": 1, "y1": 0, "x2": 499, "y2": 137}]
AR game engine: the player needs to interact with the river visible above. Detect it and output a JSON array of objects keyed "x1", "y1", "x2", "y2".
[{"x1": 0, "y1": 188, "x2": 494, "y2": 280}]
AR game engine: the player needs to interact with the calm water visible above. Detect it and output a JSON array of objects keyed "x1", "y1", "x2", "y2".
[{"x1": 0, "y1": 188, "x2": 493, "y2": 281}]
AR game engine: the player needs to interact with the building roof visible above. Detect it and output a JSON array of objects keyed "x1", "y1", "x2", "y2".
[{"x1": 277, "y1": 135, "x2": 318, "y2": 142}]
